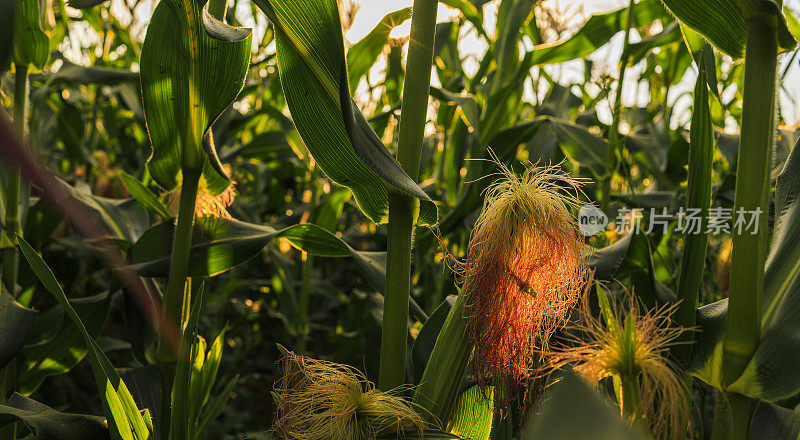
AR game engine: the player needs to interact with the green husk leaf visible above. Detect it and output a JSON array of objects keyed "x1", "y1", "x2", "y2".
[{"x1": 447, "y1": 386, "x2": 493, "y2": 440}]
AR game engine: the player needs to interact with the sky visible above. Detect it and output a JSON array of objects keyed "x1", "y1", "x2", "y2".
[
  {"x1": 89, "y1": 0, "x2": 800, "y2": 126},
  {"x1": 342, "y1": 0, "x2": 800, "y2": 127}
]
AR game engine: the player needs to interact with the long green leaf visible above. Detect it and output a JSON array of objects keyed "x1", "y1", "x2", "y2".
[
  {"x1": 119, "y1": 172, "x2": 172, "y2": 219},
  {"x1": 253, "y1": 0, "x2": 437, "y2": 225},
  {"x1": 687, "y1": 299, "x2": 727, "y2": 391},
  {"x1": 195, "y1": 374, "x2": 237, "y2": 440},
  {"x1": 728, "y1": 139, "x2": 800, "y2": 401},
  {"x1": 411, "y1": 296, "x2": 455, "y2": 385},
  {"x1": 674, "y1": 56, "x2": 714, "y2": 362},
  {"x1": 18, "y1": 237, "x2": 150, "y2": 440},
  {"x1": 440, "y1": 0, "x2": 486, "y2": 36},
  {"x1": 375, "y1": 431, "x2": 461, "y2": 440},
  {"x1": 750, "y1": 400, "x2": 800, "y2": 439},
  {"x1": 660, "y1": 0, "x2": 796, "y2": 59},
  {"x1": 18, "y1": 291, "x2": 112, "y2": 395},
  {"x1": 170, "y1": 284, "x2": 205, "y2": 440},
  {"x1": 140, "y1": 0, "x2": 252, "y2": 194},
  {"x1": 129, "y1": 219, "x2": 387, "y2": 290}
]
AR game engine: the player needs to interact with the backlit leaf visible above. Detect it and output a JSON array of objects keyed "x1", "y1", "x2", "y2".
[
  {"x1": 140, "y1": 0, "x2": 252, "y2": 194},
  {"x1": 660, "y1": 0, "x2": 796, "y2": 59},
  {"x1": 253, "y1": 0, "x2": 437, "y2": 225}
]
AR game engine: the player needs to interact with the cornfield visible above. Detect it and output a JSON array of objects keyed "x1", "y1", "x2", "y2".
[{"x1": 1, "y1": 0, "x2": 800, "y2": 438}]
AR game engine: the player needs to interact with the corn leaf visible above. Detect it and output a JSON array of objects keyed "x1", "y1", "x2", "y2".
[
  {"x1": 18, "y1": 237, "x2": 151, "y2": 440},
  {"x1": 0, "y1": 392, "x2": 110, "y2": 440},
  {"x1": 195, "y1": 374, "x2": 237, "y2": 440},
  {"x1": 119, "y1": 172, "x2": 172, "y2": 219},
  {"x1": 170, "y1": 283, "x2": 205, "y2": 440},
  {"x1": 623, "y1": 21, "x2": 682, "y2": 64},
  {"x1": 688, "y1": 299, "x2": 727, "y2": 391},
  {"x1": 750, "y1": 400, "x2": 800, "y2": 439},
  {"x1": 188, "y1": 329, "x2": 224, "y2": 434},
  {"x1": 430, "y1": 87, "x2": 481, "y2": 132},
  {"x1": 346, "y1": 7, "x2": 411, "y2": 92},
  {"x1": 728, "y1": 139, "x2": 800, "y2": 401},
  {"x1": 128, "y1": 219, "x2": 387, "y2": 291},
  {"x1": 39, "y1": 61, "x2": 138, "y2": 87},
  {"x1": 684, "y1": 140, "x2": 800, "y2": 399},
  {"x1": 63, "y1": 179, "x2": 150, "y2": 243},
  {"x1": 674, "y1": 57, "x2": 714, "y2": 362},
  {"x1": 589, "y1": 233, "x2": 635, "y2": 281},
  {"x1": 375, "y1": 432, "x2": 461, "y2": 440},
  {"x1": 67, "y1": 0, "x2": 110, "y2": 9},
  {"x1": 786, "y1": 6, "x2": 800, "y2": 39},
  {"x1": 413, "y1": 290, "x2": 471, "y2": 426},
  {"x1": 252, "y1": 0, "x2": 437, "y2": 225},
  {"x1": 120, "y1": 366, "x2": 162, "y2": 435},
  {"x1": 614, "y1": 228, "x2": 659, "y2": 308},
  {"x1": 441, "y1": 0, "x2": 486, "y2": 37},
  {"x1": 491, "y1": 0, "x2": 533, "y2": 90},
  {"x1": 140, "y1": 0, "x2": 252, "y2": 195},
  {"x1": 522, "y1": 370, "x2": 647, "y2": 439},
  {"x1": 411, "y1": 296, "x2": 456, "y2": 385},
  {"x1": 13, "y1": 0, "x2": 49, "y2": 69},
  {"x1": 545, "y1": 116, "x2": 610, "y2": 177},
  {"x1": 659, "y1": 0, "x2": 796, "y2": 59}
]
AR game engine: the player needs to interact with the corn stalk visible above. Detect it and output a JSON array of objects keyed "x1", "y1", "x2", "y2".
[
  {"x1": 2, "y1": 63, "x2": 28, "y2": 294},
  {"x1": 379, "y1": 0, "x2": 438, "y2": 390},
  {"x1": 0, "y1": 61, "x2": 29, "y2": 440},
  {"x1": 716, "y1": 13, "x2": 779, "y2": 440}
]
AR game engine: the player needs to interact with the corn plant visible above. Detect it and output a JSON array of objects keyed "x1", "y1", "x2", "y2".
[{"x1": 2, "y1": 0, "x2": 800, "y2": 439}]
